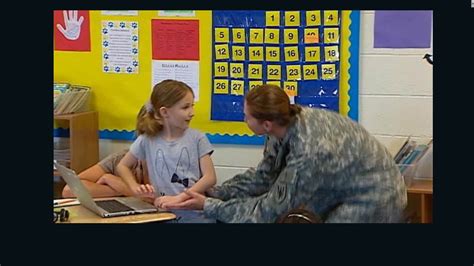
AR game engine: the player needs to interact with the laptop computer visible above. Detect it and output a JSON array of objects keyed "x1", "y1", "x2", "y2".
[{"x1": 54, "y1": 161, "x2": 161, "y2": 218}]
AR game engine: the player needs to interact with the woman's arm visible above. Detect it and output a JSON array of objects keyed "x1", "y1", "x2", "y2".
[
  {"x1": 168, "y1": 154, "x2": 318, "y2": 223},
  {"x1": 204, "y1": 154, "x2": 317, "y2": 223},
  {"x1": 206, "y1": 136, "x2": 280, "y2": 201}
]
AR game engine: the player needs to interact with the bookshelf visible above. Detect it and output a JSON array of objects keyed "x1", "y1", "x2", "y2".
[
  {"x1": 394, "y1": 136, "x2": 433, "y2": 223},
  {"x1": 54, "y1": 111, "x2": 99, "y2": 174},
  {"x1": 406, "y1": 179, "x2": 433, "y2": 223}
]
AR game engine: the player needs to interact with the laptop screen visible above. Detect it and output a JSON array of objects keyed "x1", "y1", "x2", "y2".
[{"x1": 53, "y1": 162, "x2": 102, "y2": 213}]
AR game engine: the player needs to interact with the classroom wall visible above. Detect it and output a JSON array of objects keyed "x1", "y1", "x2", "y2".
[
  {"x1": 358, "y1": 11, "x2": 433, "y2": 153},
  {"x1": 86, "y1": 10, "x2": 433, "y2": 185}
]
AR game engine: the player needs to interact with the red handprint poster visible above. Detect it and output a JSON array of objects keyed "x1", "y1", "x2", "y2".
[{"x1": 54, "y1": 10, "x2": 91, "y2": 51}]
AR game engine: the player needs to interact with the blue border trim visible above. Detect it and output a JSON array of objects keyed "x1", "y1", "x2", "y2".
[
  {"x1": 53, "y1": 128, "x2": 69, "y2": 137},
  {"x1": 99, "y1": 130, "x2": 136, "y2": 141},
  {"x1": 206, "y1": 134, "x2": 264, "y2": 145},
  {"x1": 348, "y1": 11, "x2": 360, "y2": 121},
  {"x1": 54, "y1": 128, "x2": 265, "y2": 145}
]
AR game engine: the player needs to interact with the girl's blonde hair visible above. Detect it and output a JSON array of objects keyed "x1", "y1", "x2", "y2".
[
  {"x1": 245, "y1": 84, "x2": 302, "y2": 126},
  {"x1": 136, "y1": 80, "x2": 194, "y2": 136}
]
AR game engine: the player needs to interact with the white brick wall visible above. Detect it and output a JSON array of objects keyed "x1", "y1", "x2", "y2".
[
  {"x1": 359, "y1": 10, "x2": 433, "y2": 154},
  {"x1": 95, "y1": 11, "x2": 433, "y2": 184}
]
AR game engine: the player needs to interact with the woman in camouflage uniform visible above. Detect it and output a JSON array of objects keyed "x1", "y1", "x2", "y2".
[{"x1": 165, "y1": 84, "x2": 407, "y2": 223}]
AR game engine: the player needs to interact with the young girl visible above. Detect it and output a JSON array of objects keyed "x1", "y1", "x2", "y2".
[{"x1": 117, "y1": 79, "x2": 217, "y2": 209}]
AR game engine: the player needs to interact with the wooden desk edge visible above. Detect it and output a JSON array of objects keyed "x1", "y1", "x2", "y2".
[
  {"x1": 407, "y1": 179, "x2": 433, "y2": 194},
  {"x1": 56, "y1": 205, "x2": 177, "y2": 224},
  {"x1": 54, "y1": 111, "x2": 97, "y2": 120}
]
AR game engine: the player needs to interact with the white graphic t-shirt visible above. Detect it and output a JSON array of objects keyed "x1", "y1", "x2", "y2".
[{"x1": 130, "y1": 128, "x2": 214, "y2": 196}]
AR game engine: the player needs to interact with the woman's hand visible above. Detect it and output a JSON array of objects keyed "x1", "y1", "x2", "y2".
[{"x1": 163, "y1": 190, "x2": 207, "y2": 210}]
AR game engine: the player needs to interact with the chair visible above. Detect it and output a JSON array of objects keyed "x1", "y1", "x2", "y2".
[{"x1": 276, "y1": 208, "x2": 322, "y2": 223}]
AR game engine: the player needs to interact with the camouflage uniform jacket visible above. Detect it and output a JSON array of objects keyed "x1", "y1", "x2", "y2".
[{"x1": 204, "y1": 107, "x2": 407, "y2": 223}]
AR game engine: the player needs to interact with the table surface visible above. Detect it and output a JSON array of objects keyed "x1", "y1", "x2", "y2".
[
  {"x1": 54, "y1": 204, "x2": 177, "y2": 223},
  {"x1": 407, "y1": 179, "x2": 432, "y2": 194}
]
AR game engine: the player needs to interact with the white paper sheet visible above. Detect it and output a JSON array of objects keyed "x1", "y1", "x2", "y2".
[
  {"x1": 53, "y1": 199, "x2": 80, "y2": 207},
  {"x1": 102, "y1": 11, "x2": 138, "y2": 16},
  {"x1": 152, "y1": 60, "x2": 199, "y2": 101},
  {"x1": 102, "y1": 21, "x2": 139, "y2": 74},
  {"x1": 158, "y1": 10, "x2": 195, "y2": 17},
  {"x1": 289, "y1": 96, "x2": 295, "y2": 104}
]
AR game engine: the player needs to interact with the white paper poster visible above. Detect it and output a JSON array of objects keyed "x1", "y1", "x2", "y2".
[
  {"x1": 289, "y1": 96, "x2": 295, "y2": 104},
  {"x1": 158, "y1": 10, "x2": 195, "y2": 17},
  {"x1": 102, "y1": 11, "x2": 138, "y2": 16},
  {"x1": 152, "y1": 60, "x2": 199, "y2": 101},
  {"x1": 102, "y1": 21, "x2": 139, "y2": 74}
]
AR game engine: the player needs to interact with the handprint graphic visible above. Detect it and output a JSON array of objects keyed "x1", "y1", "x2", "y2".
[
  {"x1": 54, "y1": 10, "x2": 90, "y2": 51},
  {"x1": 56, "y1": 10, "x2": 84, "y2": 41}
]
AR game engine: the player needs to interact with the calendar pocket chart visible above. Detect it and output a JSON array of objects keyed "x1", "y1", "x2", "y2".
[{"x1": 211, "y1": 10, "x2": 342, "y2": 121}]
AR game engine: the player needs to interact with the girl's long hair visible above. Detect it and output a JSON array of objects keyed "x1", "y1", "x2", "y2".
[{"x1": 136, "y1": 80, "x2": 194, "y2": 136}]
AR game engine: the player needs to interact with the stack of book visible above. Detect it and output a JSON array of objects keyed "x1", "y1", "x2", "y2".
[
  {"x1": 394, "y1": 136, "x2": 433, "y2": 183},
  {"x1": 54, "y1": 83, "x2": 70, "y2": 109},
  {"x1": 54, "y1": 83, "x2": 90, "y2": 115}
]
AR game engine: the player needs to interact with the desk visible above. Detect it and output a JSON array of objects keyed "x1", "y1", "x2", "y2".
[
  {"x1": 406, "y1": 179, "x2": 433, "y2": 223},
  {"x1": 54, "y1": 205, "x2": 176, "y2": 223}
]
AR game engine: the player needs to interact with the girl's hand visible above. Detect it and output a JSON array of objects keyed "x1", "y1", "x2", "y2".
[
  {"x1": 141, "y1": 196, "x2": 155, "y2": 204},
  {"x1": 154, "y1": 193, "x2": 190, "y2": 209},
  {"x1": 131, "y1": 183, "x2": 155, "y2": 199},
  {"x1": 163, "y1": 190, "x2": 206, "y2": 210}
]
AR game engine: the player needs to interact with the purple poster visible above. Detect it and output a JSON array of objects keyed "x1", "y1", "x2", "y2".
[{"x1": 374, "y1": 11, "x2": 432, "y2": 48}]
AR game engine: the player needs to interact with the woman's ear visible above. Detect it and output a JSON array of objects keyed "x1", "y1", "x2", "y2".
[{"x1": 263, "y1": 120, "x2": 272, "y2": 133}]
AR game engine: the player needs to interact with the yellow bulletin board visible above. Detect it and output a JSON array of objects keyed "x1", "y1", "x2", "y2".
[{"x1": 54, "y1": 10, "x2": 359, "y2": 145}]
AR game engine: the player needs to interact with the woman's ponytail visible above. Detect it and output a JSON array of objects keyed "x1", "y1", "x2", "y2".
[{"x1": 289, "y1": 104, "x2": 302, "y2": 117}]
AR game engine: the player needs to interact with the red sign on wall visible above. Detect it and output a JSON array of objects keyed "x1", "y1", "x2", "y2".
[
  {"x1": 54, "y1": 10, "x2": 91, "y2": 51},
  {"x1": 152, "y1": 19, "x2": 199, "y2": 60}
]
